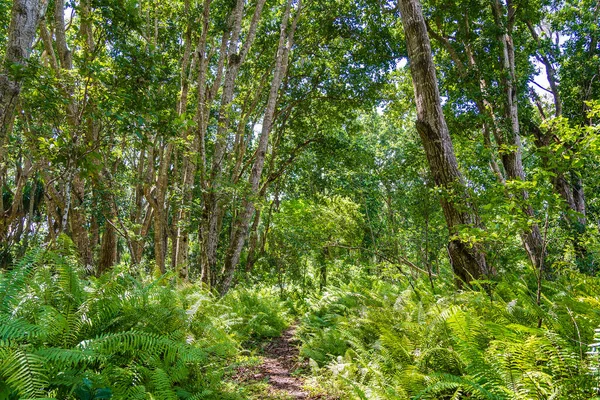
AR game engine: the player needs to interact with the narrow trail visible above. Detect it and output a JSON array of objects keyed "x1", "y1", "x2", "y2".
[
  {"x1": 234, "y1": 325, "x2": 330, "y2": 399},
  {"x1": 258, "y1": 325, "x2": 310, "y2": 399}
]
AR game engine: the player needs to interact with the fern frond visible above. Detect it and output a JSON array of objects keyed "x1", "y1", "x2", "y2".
[
  {"x1": 416, "y1": 373, "x2": 507, "y2": 400},
  {"x1": 0, "y1": 248, "x2": 42, "y2": 313},
  {"x1": 0, "y1": 315, "x2": 45, "y2": 340},
  {"x1": 0, "y1": 348, "x2": 48, "y2": 398}
]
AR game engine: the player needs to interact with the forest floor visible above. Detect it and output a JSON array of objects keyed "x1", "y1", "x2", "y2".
[{"x1": 232, "y1": 325, "x2": 334, "y2": 399}]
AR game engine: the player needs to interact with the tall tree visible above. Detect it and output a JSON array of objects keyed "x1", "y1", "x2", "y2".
[
  {"x1": 490, "y1": 0, "x2": 546, "y2": 273},
  {"x1": 398, "y1": 0, "x2": 491, "y2": 283},
  {"x1": 0, "y1": 0, "x2": 47, "y2": 253},
  {"x1": 219, "y1": 0, "x2": 301, "y2": 294}
]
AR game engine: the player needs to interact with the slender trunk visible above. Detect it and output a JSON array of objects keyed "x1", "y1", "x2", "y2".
[
  {"x1": 153, "y1": 143, "x2": 172, "y2": 273},
  {"x1": 173, "y1": 0, "x2": 196, "y2": 278},
  {"x1": 70, "y1": 175, "x2": 92, "y2": 266},
  {"x1": 98, "y1": 222, "x2": 117, "y2": 275},
  {"x1": 54, "y1": 0, "x2": 72, "y2": 69},
  {"x1": 527, "y1": 21, "x2": 590, "y2": 270},
  {"x1": 196, "y1": 0, "x2": 215, "y2": 284},
  {"x1": 40, "y1": 0, "x2": 97, "y2": 266},
  {"x1": 204, "y1": 0, "x2": 249, "y2": 276},
  {"x1": 130, "y1": 147, "x2": 147, "y2": 265},
  {"x1": 219, "y1": 0, "x2": 299, "y2": 294},
  {"x1": 320, "y1": 243, "x2": 329, "y2": 291},
  {"x1": 529, "y1": 120, "x2": 585, "y2": 229},
  {"x1": 244, "y1": 208, "x2": 261, "y2": 274},
  {"x1": 19, "y1": 177, "x2": 38, "y2": 255},
  {"x1": 205, "y1": 0, "x2": 267, "y2": 282},
  {"x1": 153, "y1": 207, "x2": 167, "y2": 274},
  {"x1": 526, "y1": 22, "x2": 561, "y2": 117},
  {"x1": 0, "y1": 1, "x2": 47, "y2": 241},
  {"x1": 492, "y1": 0, "x2": 546, "y2": 273},
  {"x1": 134, "y1": 206, "x2": 153, "y2": 264},
  {"x1": 0, "y1": 157, "x2": 34, "y2": 244},
  {"x1": 398, "y1": 0, "x2": 491, "y2": 284}
]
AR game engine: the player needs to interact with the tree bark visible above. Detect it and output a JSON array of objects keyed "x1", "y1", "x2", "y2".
[
  {"x1": 428, "y1": 4, "x2": 546, "y2": 275},
  {"x1": 98, "y1": 222, "x2": 117, "y2": 275},
  {"x1": 148, "y1": 143, "x2": 172, "y2": 274},
  {"x1": 491, "y1": 0, "x2": 546, "y2": 273},
  {"x1": 204, "y1": 0, "x2": 267, "y2": 283},
  {"x1": 204, "y1": 0, "x2": 250, "y2": 277},
  {"x1": 244, "y1": 208, "x2": 262, "y2": 274},
  {"x1": 398, "y1": 0, "x2": 491, "y2": 284},
  {"x1": 527, "y1": 21, "x2": 590, "y2": 270},
  {"x1": 219, "y1": 0, "x2": 300, "y2": 294},
  {"x1": 0, "y1": 0, "x2": 48, "y2": 150},
  {"x1": 172, "y1": 0, "x2": 197, "y2": 278}
]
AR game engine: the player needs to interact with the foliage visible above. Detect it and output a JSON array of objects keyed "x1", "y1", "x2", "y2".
[
  {"x1": 262, "y1": 195, "x2": 363, "y2": 286},
  {"x1": 1, "y1": 0, "x2": 600, "y2": 398},
  {"x1": 221, "y1": 287, "x2": 291, "y2": 343},
  {"x1": 296, "y1": 271, "x2": 600, "y2": 399},
  {"x1": 0, "y1": 245, "x2": 289, "y2": 399}
]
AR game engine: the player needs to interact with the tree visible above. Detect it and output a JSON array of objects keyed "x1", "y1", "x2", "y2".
[
  {"x1": 0, "y1": 0, "x2": 47, "y2": 254},
  {"x1": 398, "y1": 0, "x2": 491, "y2": 283}
]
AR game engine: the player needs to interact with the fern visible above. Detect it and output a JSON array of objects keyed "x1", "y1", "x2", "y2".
[
  {"x1": 415, "y1": 373, "x2": 505, "y2": 400},
  {"x1": 297, "y1": 272, "x2": 600, "y2": 399},
  {"x1": 0, "y1": 248, "x2": 42, "y2": 314},
  {"x1": 588, "y1": 327, "x2": 600, "y2": 395},
  {"x1": 0, "y1": 248, "x2": 248, "y2": 398},
  {"x1": 0, "y1": 347, "x2": 48, "y2": 398}
]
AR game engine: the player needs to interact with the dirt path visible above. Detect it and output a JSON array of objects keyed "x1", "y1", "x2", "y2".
[
  {"x1": 234, "y1": 325, "x2": 318, "y2": 399},
  {"x1": 258, "y1": 325, "x2": 309, "y2": 399}
]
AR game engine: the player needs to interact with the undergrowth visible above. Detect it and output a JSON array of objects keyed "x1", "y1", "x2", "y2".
[
  {"x1": 296, "y1": 270, "x2": 600, "y2": 399},
  {"x1": 4, "y1": 244, "x2": 600, "y2": 400},
  {"x1": 0, "y1": 245, "x2": 289, "y2": 399}
]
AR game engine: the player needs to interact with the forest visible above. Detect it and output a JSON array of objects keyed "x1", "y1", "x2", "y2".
[{"x1": 1, "y1": 0, "x2": 600, "y2": 398}]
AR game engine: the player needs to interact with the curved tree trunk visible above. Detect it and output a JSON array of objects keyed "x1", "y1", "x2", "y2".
[{"x1": 398, "y1": 0, "x2": 491, "y2": 284}]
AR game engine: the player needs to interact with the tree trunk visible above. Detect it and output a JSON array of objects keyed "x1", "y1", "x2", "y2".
[
  {"x1": 0, "y1": 0, "x2": 47, "y2": 145},
  {"x1": 0, "y1": 0, "x2": 46, "y2": 244},
  {"x1": 153, "y1": 144, "x2": 172, "y2": 274},
  {"x1": 70, "y1": 175, "x2": 92, "y2": 267},
  {"x1": 491, "y1": 0, "x2": 546, "y2": 273},
  {"x1": 219, "y1": 0, "x2": 300, "y2": 295},
  {"x1": 244, "y1": 208, "x2": 262, "y2": 274},
  {"x1": 172, "y1": 0, "x2": 197, "y2": 278},
  {"x1": 527, "y1": 21, "x2": 590, "y2": 271},
  {"x1": 398, "y1": 0, "x2": 491, "y2": 284},
  {"x1": 204, "y1": 0, "x2": 251, "y2": 278},
  {"x1": 97, "y1": 222, "x2": 117, "y2": 275},
  {"x1": 320, "y1": 245, "x2": 328, "y2": 291}
]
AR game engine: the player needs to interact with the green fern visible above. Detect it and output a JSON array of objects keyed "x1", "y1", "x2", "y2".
[
  {"x1": 297, "y1": 272, "x2": 600, "y2": 399},
  {"x1": 0, "y1": 347, "x2": 48, "y2": 398},
  {"x1": 0, "y1": 248, "x2": 249, "y2": 399}
]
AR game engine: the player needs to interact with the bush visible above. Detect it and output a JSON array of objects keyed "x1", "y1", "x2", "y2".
[{"x1": 222, "y1": 287, "x2": 290, "y2": 343}]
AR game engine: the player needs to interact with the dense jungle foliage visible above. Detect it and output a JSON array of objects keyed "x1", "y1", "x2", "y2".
[{"x1": 1, "y1": 0, "x2": 600, "y2": 398}]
